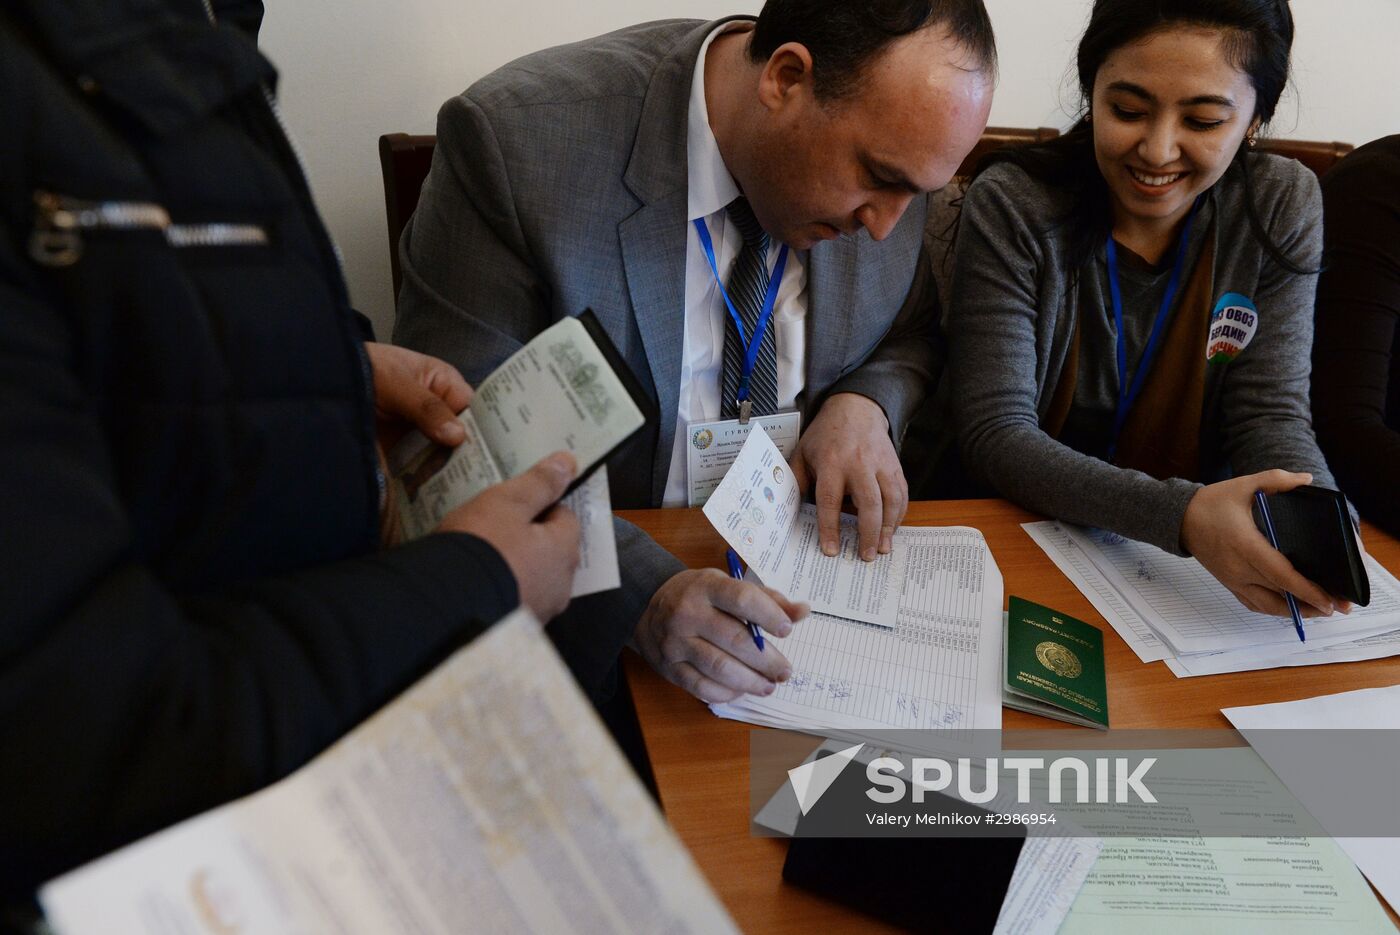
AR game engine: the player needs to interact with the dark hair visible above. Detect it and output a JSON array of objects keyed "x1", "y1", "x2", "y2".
[
  {"x1": 748, "y1": 0, "x2": 997, "y2": 101},
  {"x1": 971, "y1": 0, "x2": 1305, "y2": 273}
]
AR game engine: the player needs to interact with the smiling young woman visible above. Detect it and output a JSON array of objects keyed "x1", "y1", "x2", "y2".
[
  {"x1": 936, "y1": 0, "x2": 1353, "y2": 620},
  {"x1": 1091, "y1": 25, "x2": 1260, "y2": 263}
]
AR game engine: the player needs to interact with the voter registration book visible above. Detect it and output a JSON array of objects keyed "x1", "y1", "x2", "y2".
[
  {"x1": 705, "y1": 426, "x2": 1007, "y2": 750},
  {"x1": 1003, "y1": 596, "x2": 1109, "y2": 729}
]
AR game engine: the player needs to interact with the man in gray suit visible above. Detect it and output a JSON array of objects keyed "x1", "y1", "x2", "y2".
[{"x1": 395, "y1": 0, "x2": 995, "y2": 704}]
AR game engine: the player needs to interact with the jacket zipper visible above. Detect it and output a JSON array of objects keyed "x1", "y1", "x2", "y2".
[
  {"x1": 182, "y1": 0, "x2": 382, "y2": 522},
  {"x1": 29, "y1": 191, "x2": 269, "y2": 267}
]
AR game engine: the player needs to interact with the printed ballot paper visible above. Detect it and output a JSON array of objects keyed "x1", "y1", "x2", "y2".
[
  {"x1": 1060, "y1": 834, "x2": 1391, "y2": 934},
  {"x1": 702, "y1": 424, "x2": 905, "y2": 628},
  {"x1": 40, "y1": 610, "x2": 737, "y2": 935}
]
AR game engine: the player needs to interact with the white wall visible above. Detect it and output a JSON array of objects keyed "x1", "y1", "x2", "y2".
[{"x1": 260, "y1": 1, "x2": 1400, "y2": 340}]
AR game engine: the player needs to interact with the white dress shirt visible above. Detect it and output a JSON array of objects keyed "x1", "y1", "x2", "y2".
[{"x1": 661, "y1": 22, "x2": 810, "y2": 507}]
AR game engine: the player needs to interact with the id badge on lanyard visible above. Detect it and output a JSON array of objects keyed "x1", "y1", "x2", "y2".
[
  {"x1": 687, "y1": 216, "x2": 799, "y2": 506},
  {"x1": 685, "y1": 411, "x2": 801, "y2": 507},
  {"x1": 692, "y1": 217, "x2": 789, "y2": 423}
]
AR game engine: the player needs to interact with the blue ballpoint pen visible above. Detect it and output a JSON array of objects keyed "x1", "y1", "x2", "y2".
[
  {"x1": 1255, "y1": 490, "x2": 1306, "y2": 642},
  {"x1": 725, "y1": 548, "x2": 765, "y2": 651}
]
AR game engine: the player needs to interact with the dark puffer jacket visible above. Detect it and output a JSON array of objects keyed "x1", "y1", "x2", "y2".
[{"x1": 0, "y1": 0, "x2": 520, "y2": 898}]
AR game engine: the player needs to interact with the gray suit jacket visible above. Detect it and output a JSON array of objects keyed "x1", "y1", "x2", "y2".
[{"x1": 395, "y1": 17, "x2": 938, "y2": 617}]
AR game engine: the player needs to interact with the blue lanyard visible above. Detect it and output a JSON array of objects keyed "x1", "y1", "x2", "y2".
[
  {"x1": 1105, "y1": 197, "x2": 1202, "y2": 459},
  {"x1": 693, "y1": 216, "x2": 789, "y2": 407}
]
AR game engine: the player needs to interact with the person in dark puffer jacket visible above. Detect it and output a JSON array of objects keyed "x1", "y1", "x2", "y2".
[{"x1": 0, "y1": 0, "x2": 604, "y2": 917}]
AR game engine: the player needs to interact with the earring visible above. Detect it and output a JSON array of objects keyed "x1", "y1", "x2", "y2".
[{"x1": 1248, "y1": 136, "x2": 1257, "y2": 148}]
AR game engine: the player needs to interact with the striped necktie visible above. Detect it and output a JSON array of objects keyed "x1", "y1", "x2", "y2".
[{"x1": 719, "y1": 196, "x2": 780, "y2": 420}]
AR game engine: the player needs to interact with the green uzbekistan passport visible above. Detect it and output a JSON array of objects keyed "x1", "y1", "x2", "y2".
[{"x1": 1003, "y1": 596, "x2": 1109, "y2": 729}]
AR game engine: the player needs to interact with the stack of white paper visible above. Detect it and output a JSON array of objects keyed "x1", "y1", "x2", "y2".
[{"x1": 1023, "y1": 521, "x2": 1400, "y2": 677}]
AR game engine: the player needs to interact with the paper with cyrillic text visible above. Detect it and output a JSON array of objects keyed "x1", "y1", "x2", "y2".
[
  {"x1": 40, "y1": 610, "x2": 737, "y2": 935},
  {"x1": 685, "y1": 410, "x2": 800, "y2": 507},
  {"x1": 701, "y1": 423, "x2": 905, "y2": 628},
  {"x1": 1225, "y1": 684, "x2": 1400, "y2": 918},
  {"x1": 1061, "y1": 834, "x2": 1390, "y2": 933},
  {"x1": 1050, "y1": 746, "x2": 1391, "y2": 934}
]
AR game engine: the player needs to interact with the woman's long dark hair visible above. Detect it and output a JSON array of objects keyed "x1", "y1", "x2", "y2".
[{"x1": 969, "y1": 0, "x2": 1309, "y2": 274}]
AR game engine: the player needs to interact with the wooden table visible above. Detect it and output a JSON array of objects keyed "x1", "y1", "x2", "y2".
[{"x1": 618, "y1": 499, "x2": 1400, "y2": 932}]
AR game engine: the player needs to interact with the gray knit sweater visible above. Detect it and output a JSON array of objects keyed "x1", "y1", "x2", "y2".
[{"x1": 949, "y1": 154, "x2": 1337, "y2": 554}]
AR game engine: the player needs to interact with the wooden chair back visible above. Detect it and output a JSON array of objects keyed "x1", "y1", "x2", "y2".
[
  {"x1": 956, "y1": 125, "x2": 1060, "y2": 178},
  {"x1": 1255, "y1": 138, "x2": 1353, "y2": 178},
  {"x1": 378, "y1": 132, "x2": 437, "y2": 303},
  {"x1": 376, "y1": 128, "x2": 1351, "y2": 304}
]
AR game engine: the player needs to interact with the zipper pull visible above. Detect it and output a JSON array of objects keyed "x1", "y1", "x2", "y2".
[
  {"x1": 30, "y1": 191, "x2": 84, "y2": 267},
  {"x1": 28, "y1": 191, "x2": 175, "y2": 267},
  {"x1": 27, "y1": 191, "x2": 265, "y2": 261}
]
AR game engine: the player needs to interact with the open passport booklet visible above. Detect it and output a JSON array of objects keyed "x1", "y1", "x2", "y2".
[{"x1": 384, "y1": 311, "x2": 656, "y2": 596}]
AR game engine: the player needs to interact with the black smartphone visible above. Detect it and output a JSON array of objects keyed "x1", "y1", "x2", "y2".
[{"x1": 1252, "y1": 486, "x2": 1370, "y2": 605}]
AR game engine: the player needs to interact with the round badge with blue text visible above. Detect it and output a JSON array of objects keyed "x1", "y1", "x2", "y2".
[{"x1": 1206, "y1": 292, "x2": 1258, "y2": 364}]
